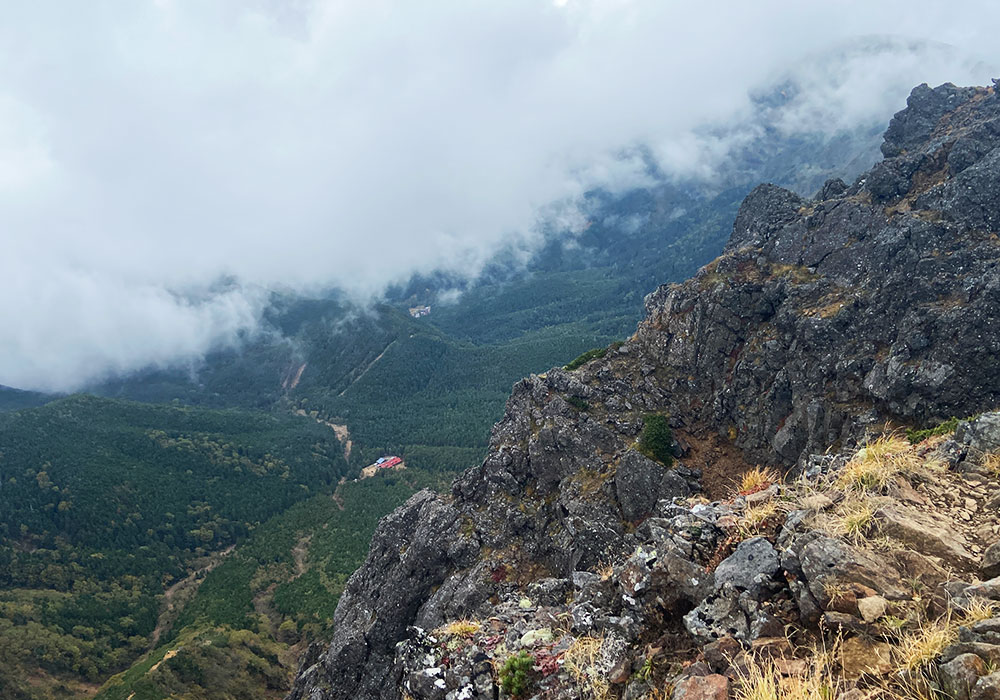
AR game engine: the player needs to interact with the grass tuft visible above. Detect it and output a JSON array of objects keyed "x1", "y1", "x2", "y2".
[
  {"x1": 739, "y1": 500, "x2": 780, "y2": 537},
  {"x1": 596, "y1": 561, "x2": 614, "y2": 581},
  {"x1": 895, "y1": 618, "x2": 956, "y2": 671},
  {"x1": 835, "y1": 435, "x2": 921, "y2": 493},
  {"x1": 440, "y1": 619, "x2": 481, "y2": 638},
  {"x1": 738, "y1": 466, "x2": 781, "y2": 496},
  {"x1": 962, "y1": 597, "x2": 998, "y2": 624},
  {"x1": 837, "y1": 499, "x2": 877, "y2": 543},
  {"x1": 733, "y1": 651, "x2": 839, "y2": 700},
  {"x1": 983, "y1": 452, "x2": 1000, "y2": 478},
  {"x1": 562, "y1": 635, "x2": 611, "y2": 700}
]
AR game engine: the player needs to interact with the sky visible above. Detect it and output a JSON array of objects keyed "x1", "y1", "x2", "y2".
[{"x1": 1, "y1": 0, "x2": 998, "y2": 392}]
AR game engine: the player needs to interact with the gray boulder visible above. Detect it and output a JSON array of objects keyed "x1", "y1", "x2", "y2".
[
  {"x1": 973, "y1": 672, "x2": 1000, "y2": 700},
  {"x1": 714, "y1": 537, "x2": 780, "y2": 593},
  {"x1": 939, "y1": 653, "x2": 987, "y2": 700},
  {"x1": 983, "y1": 543, "x2": 1000, "y2": 580}
]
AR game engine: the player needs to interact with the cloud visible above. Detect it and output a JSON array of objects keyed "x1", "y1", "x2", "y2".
[{"x1": 1, "y1": 0, "x2": 997, "y2": 391}]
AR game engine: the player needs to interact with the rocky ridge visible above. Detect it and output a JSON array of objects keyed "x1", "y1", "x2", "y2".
[{"x1": 287, "y1": 81, "x2": 1000, "y2": 700}]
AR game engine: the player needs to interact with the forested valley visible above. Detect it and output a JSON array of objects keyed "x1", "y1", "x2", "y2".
[{"x1": 0, "y1": 102, "x2": 882, "y2": 698}]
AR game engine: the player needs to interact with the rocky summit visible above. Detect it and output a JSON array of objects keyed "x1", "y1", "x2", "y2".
[{"x1": 287, "y1": 82, "x2": 1000, "y2": 700}]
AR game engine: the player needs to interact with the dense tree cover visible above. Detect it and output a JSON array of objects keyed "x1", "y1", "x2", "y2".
[
  {"x1": 2, "y1": 177, "x2": 754, "y2": 699},
  {"x1": 0, "y1": 386, "x2": 54, "y2": 412},
  {"x1": 309, "y1": 323, "x2": 617, "y2": 450},
  {"x1": 92, "y1": 300, "x2": 621, "y2": 456},
  {"x1": 96, "y1": 469, "x2": 447, "y2": 700},
  {"x1": 0, "y1": 396, "x2": 348, "y2": 699},
  {"x1": 95, "y1": 626, "x2": 290, "y2": 700},
  {"x1": 79, "y1": 183, "x2": 748, "y2": 472}
]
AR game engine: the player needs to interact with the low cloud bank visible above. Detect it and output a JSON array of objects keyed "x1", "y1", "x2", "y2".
[{"x1": 1, "y1": 1, "x2": 997, "y2": 391}]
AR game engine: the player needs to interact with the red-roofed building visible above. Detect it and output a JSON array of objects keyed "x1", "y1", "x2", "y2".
[{"x1": 379, "y1": 456, "x2": 403, "y2": 469}]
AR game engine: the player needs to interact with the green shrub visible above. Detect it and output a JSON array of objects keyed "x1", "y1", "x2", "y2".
[
  {"x1": 564, "y1": 341, "x2": 623, "y2": 371},
  {"x1": 566, "y1": 396, "x2": 589, "y2": 411},
  {"x1": 499, "y1": 650, "x2": 534, "y2": 697},
  {"x1": 564, "y1": 348, "x2": 607, "y2": 371},
  {"x1": 638, "y1": 414, "x2": 674, "y2": 467},
  {"x1": 906, "y1": 416, "x2": 960, "y2": 444}
]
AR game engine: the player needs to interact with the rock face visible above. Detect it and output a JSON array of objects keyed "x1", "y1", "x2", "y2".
[
  {"x1": 638, "y1": 82, "x2": 1000, "y2": 464},
  {"x1": 287, "y1": 82, "x2": 1000, "y2": 700}
]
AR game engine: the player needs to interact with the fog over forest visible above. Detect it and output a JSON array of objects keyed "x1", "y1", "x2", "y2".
[{"x1": 2, "y1": 0, "x2": 998, "y2": 390}]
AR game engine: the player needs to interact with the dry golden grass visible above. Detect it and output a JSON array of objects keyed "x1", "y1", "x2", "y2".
[
  {"x1": 984, "y1": 452, "x2": 1000, "y2": 478},
  {"x1": 835, "y1": 435, "x2": 923, "y2": 493},
  {"x1": 596, "y1": 561, "x2": 614, "y2": 581},
  {"x1": 732, "y1": 652, "x2": 839, "y2": 700},
  {"x1": 439, "y1": 619, "x2": 481, "y2": 638},
  {"x1": 562, "y1": 635, "x2": 602, "y2": 682},
  {"x1": 962, "y1": 597, "x2": 999, "y2": 624},
  {"x1": 895, "y1": 618, "x2": 956, "y2": 671},
  {"x1": 836, "y1": 499, "x2": 877, "y2": 543},
  {"x1": 739, "y1": 500, "x2": 781, "y2": 537},
  {"x1": 738, "y1": 466, "x2": 781, "y2": 495},
  {"x1": 562, "y1": 635, "x2": 612, "y2": 700},
  {"x1": 733, "y1": 658, "x2": 780, "y2": 700}
]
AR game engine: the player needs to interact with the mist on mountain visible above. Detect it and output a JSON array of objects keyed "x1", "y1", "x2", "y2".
[{"x1": 1, "y1": 1, "x2": 998, "y2": 391}]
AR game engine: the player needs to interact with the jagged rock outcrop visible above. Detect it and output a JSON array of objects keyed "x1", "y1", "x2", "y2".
[
  {"x1": 288, "y1": 82, "x2": 1000, "y2": 700},
  {"x1": 638, "y1": 81, "x2": 1000, "y2": 464}
]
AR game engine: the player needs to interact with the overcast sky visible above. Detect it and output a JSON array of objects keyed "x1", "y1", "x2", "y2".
[{"x1": 1, "y1": 0, "x2": 998, "y2": 392}]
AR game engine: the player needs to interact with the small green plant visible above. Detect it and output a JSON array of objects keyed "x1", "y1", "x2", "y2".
[
  {"x1": 638, "y1": 414, "x2": 674, "y2": 467},
  {"x1": 564, "y1": 341, "x2": 623, "y2": 371},
  {"x1": 565, "y1": 347, "x2": 607, "y2": 371},
  {"x1": 498, "y1": 651, "x2": 535, "y2": 697},
  {"x1": 906, "y1": 416, "x2": 959, "y2": 444},
  {"x1": 566, "y1": 396, "x2": 589, "y2": 411},
  {"x1": 635, "y1": 656, "x2": 654, "y2": 682}
]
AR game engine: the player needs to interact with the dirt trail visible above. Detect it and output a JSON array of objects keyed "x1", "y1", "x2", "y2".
[
  {"x1": 338, "y1": 341, "x2": 395, "y2": 397},
  {"x1": 149, "y1": 545, "x2": 235, "y2": 649},
  {"x1": 252, "y1": 534, "x2": 312, "y2": 632},
  {"x1": 322, "y1": 421, "x2": 352, "y2": 460},
  {"x1": 294, "y1": 410, "x2": 353, "y2": 461},
  {"x1": 148, "y1": 649, "x2": 179, "y2": 675},
  {"x1": 282, "y1": 362, "x2": 307, "y2": 391},
  {"x1": 332, "y1": 479, "x2": 346, "y2": 511},
  {"x1": 291, "y1": 534, "x2": 311, "y2": 576}
]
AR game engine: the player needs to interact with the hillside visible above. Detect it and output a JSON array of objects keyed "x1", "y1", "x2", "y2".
[
  {"x1": 0, "y1": 74, "x2": 884, "y2": 700},
  {"x1": 0, "y1": 397, "x2": 347, "y2": 699},
  {"x1": 79, "y1": 91, "x2": 883, "y2": 472},
  {"x1": 286, "y1": 81, "x2": 1000, "y2": 700},
  {"x1": 92, "y1": 468, "x2": 450, "y2": 700}
]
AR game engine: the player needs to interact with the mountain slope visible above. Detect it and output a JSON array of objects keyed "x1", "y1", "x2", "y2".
[
  {"x1": 285, "y1": 81, "x2": 1000, "y2": 700},
  {"x1": 78, "y1": 82, "x2": 885, "y2": 469},
  {"x1": 0, "y1": 397, "x2": 347, "y2": 700}
]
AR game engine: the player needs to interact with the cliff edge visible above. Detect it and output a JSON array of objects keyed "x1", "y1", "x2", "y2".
[{"x1": 288, "y1": 81, "x2": 1000, "y2": 700}]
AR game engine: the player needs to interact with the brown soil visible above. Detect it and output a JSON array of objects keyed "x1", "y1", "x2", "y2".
[
  {"x1": 676, "y1": 428, "x2": 755, "y2": 500},
  {"x1": 282, "y1": 362, "x2": 307, "y2": 391},
  {"x1": 338, "y1": 341, "x2": 395, "y2": 397},
  {"x1": 252, "y1": 534, "x2": 312, "y2": 633},
  {"x1": 149, "y1": 545, "x2": 235, "y2": 648},
  {"x1": 331, "y1": 481, "x2": 346, "y2": 510}
]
